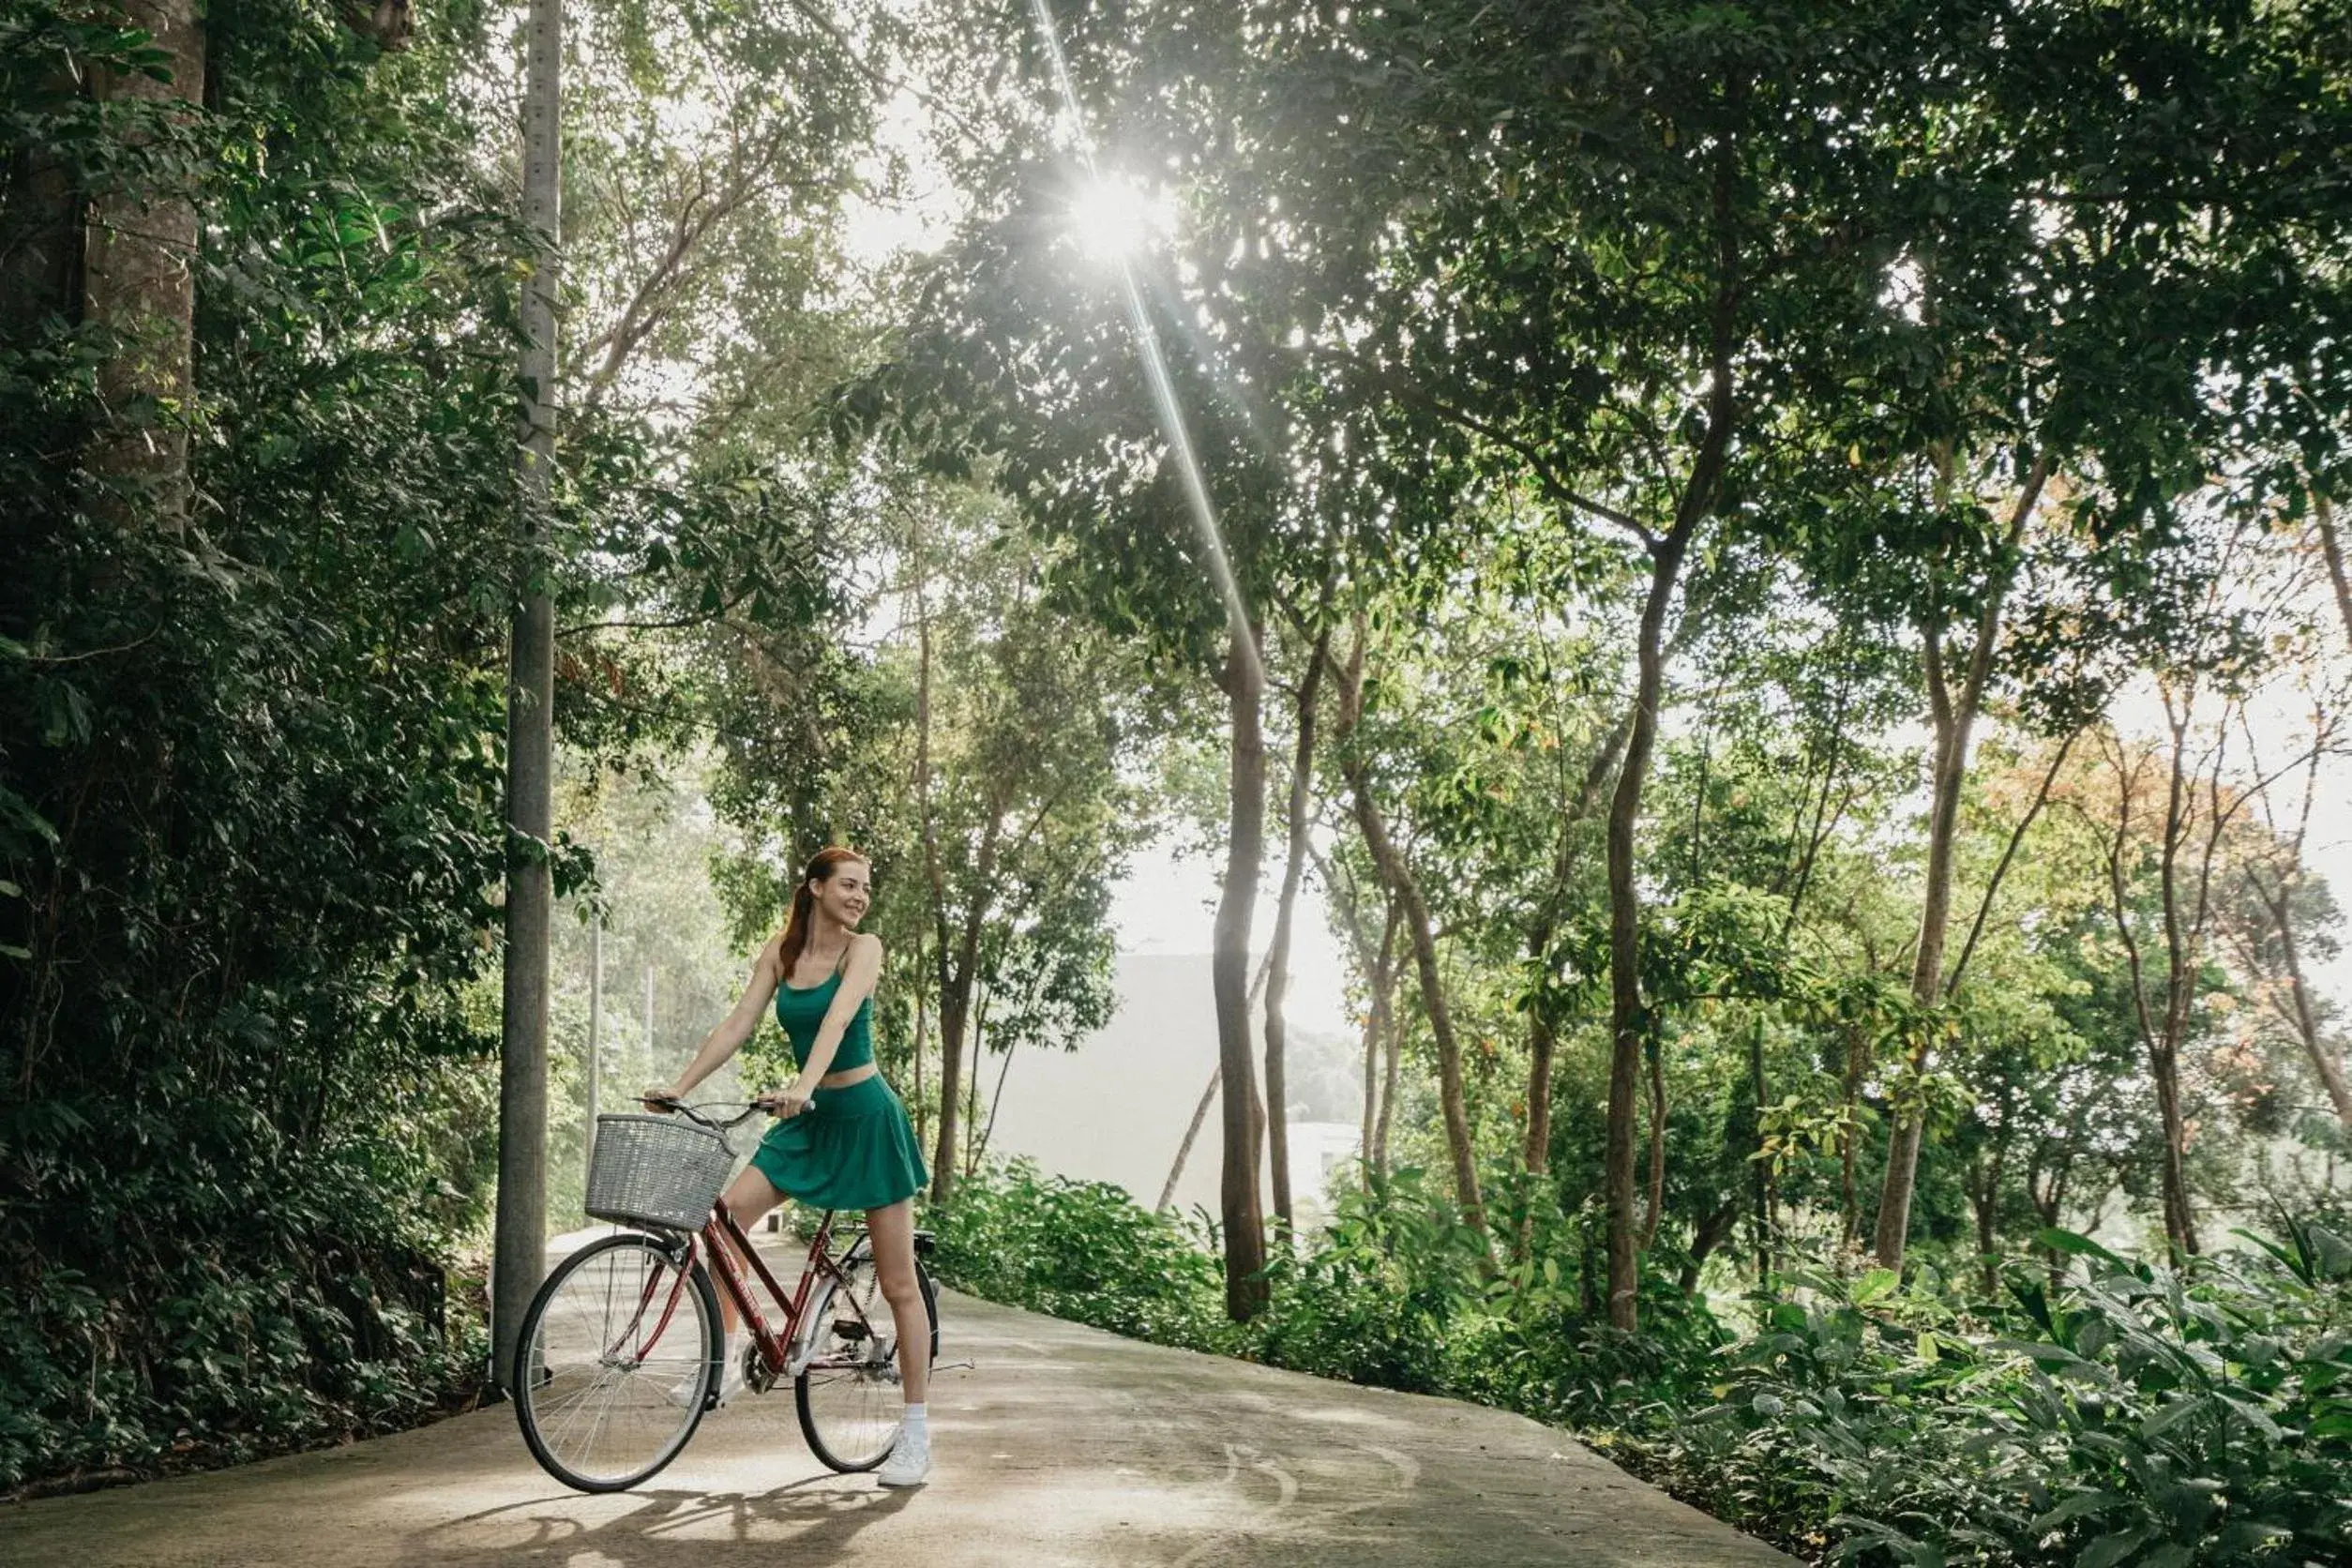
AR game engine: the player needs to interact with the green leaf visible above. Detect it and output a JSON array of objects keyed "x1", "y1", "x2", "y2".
[
  {"x1": 2039, "y1": 1229, "x2": 2129, "y2": 1271},
  {"x1": 2075, "y1": 1528, "x2": 2151, "y2": 1568},
  {"x1": 2030, "y1": 1491, "x2": 2123, "y2": 1534},
  {"x1": 1854, "y1": 1267, "x2": 1899, "y2": 1304}
]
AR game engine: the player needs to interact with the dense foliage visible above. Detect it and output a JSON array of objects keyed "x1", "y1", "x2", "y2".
[
  {"x1": 0, "y1": 0, "x2": 840, "y2": 1488},
  {"x1": 0, "y1": 4, "x2": 529, "y2": 1489},
  {"x1": 932, "y1": 1160, "x2": 2352, "y2": 1564}
]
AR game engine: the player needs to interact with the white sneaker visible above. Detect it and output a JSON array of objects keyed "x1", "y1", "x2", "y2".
[
  {"x1": 876, "y1": 1427, "x2": 930, "y2": 1488},
  {"x1": 664, "y1": 1353, "x2": 746, "y2": 1410}
]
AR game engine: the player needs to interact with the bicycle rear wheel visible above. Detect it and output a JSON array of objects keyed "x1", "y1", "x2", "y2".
[
  {"x1": 794, "y1": 1236, "x2": 937, "y2": 1471},
  {"x1": 515, "y1": 1231, "x2": 720, "y2": 1492}
]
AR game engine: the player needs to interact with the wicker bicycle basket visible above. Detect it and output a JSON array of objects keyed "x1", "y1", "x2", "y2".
[{"x1": 584, "y1": 1113, "x2": 738, "y2": 1231}]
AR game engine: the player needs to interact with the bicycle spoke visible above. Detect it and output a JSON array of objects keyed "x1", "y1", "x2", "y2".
[
  {"x1": 518, "y1": 1235, "x2": 715, "y2": 1491},
  {"x1": 796, "y1": 1240, "x2": 933, "y2": 1472}
]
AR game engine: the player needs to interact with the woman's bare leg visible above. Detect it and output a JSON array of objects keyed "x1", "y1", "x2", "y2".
[
  {"x1": 713, "y1": 1164, "x2": 785, "y2": 1335},
  {"x1": 864, "y1": 1199, "x2": 929, "y2": 1405}
]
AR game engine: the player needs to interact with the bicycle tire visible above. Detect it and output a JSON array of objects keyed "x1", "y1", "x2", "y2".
[
  {"x1": 794, "y1": 1235, "x2": 938, "y2": 1472},
  {"x1": 514, "y1": 1230, "x2": 721, "y2": 1493}
]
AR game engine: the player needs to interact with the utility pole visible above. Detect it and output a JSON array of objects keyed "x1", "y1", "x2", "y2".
[
  {"x1": 584, "y1": 919, "x2": 601, "y2": 1194},
  {"x1": 490, "y1": 0, "x2": 562, "y2": 1398}
]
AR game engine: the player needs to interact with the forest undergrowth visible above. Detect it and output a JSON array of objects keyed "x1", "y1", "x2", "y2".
[{"x1": 929, "y1": 1159, "x2": 2352, "y2": 1567}]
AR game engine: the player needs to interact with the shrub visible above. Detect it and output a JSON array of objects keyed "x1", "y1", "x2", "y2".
[
  {"x1": 1664, "y1": 1223, "x2": 2352, "y2": 1564},
  {"x1": 926, "y1": 1159, "x2": 1232, "y2": 1352},
  {"x1": 931, "y1": 1158, "x2": 2352, "y2": 1566}
]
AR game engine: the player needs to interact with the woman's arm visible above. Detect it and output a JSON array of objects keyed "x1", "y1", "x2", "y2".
[
  {"x1": 645, "y1": 936, "x2": 784, "y2": 1104},
  {"x1": 768, "y1": 934, "x2": 883, "y2": 1110}
]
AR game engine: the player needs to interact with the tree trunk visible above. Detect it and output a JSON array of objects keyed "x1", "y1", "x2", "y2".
[
  {"x1": 911, "y1": 550, "x2": 937, "y2": 1151},
  {"x1": 2151, "y1": 701, "x2": 2207, "y2": 1259},
  {"x1": 2103, "y1": 709, "x2": 2207, "y2": 1261},
  {"x1": 1604, "y1": 520, "x2": 1700, "y2": 1328},
  {"x1": 1329, "y1": 635, "x2": 1485, "y2": 1239},
  {"x1": 1602, "y1": 143, "x2": 1745, "y2": 1328},
  {"x1": 962, "y1": 983, "x2": 988, "y2": 1181},
  {"x1": 2314, "y1": 494, "x2": 2352, "y2": 656},
  {"x1": 1875, "y1": 457, "x2": 2047, "y2": 1271},
  {"x1": 1311, "y1": 841, "x2": 1398, "y2": 1192},
  {"x1": 492, "y1": 0, "x2": 560, "y2": 1398},
  {"x1": 584, "y1": 918, "x2": 600, "y2": 1199},
  {"x1": 1968, "y1": 1127, "x2": 2009, "y2": 1296},
  {"x1": 913, "y1": 555, "x2": 996, "y2": 1203},
  {"x1": 1364, "y1": 898, "x2": 1398, "y2": 1187},
  {"x1": 927, "y1": 819, "x2": 999, "y2": 1203},
  {"x1": 1639, "y1": 1040, "x2": 1667, "y2": 1249},
  {"x1": 2150, "y1": 1043, "x2": 2196, "y2": 1256},
  {"x1": 2263, "y1": 878, "x2": 2352, "y2": 1129},
  {"x1": 975, "y1": 1030, "x2": 1018, "y2": 1168},
  {"x1": 1518, "y1": 976, "x2": 1558, "y2": 1263},
  {"x1": 1524, "y1": 712, "x2": 1629, "y2": 1184},
  {"x1": 1748, "y1": 1017, "x2": 1772, "y2": 1279},
  {"x1": 1162, "y1": 1066, "x2": 1219, "y2": 1214},
  {"x1": 911, "y1": 939, "x2": 931, "y2": 1143},
  {"x1": 928, "y1": 942, "x2": 969, "y2": 1200},
  {"x1": 1376, "y1": 917, "x2": 1403, "y2": 1180},
  {"x1": 81, "y1": 1, "x2": 205, "y2": 522},
  {"x1": 1840, "y1": 1018, "x2": 1867, "y2": 1250},
  {"x1": 1262, "y1": 627, "x2": 1330, "y2": 1236},
  {"x1": 1214, "y1": 633, "x2": 1271, "y2": 1320},
  {"x1": 1159, "y1": 947, "x2": 1274, "y2": 1213},
  {"x1": 1, "y1": 59, "x2": 83, "y2": 346},
  {"x1": 1523, "y1": 1001, "x2": 1560, "y2": 1179},
  {"x1": 1680, "y1": 1199, "x2": 1740, "y2": 1294}
]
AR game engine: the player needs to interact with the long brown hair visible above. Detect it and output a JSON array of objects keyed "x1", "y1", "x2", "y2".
[{"x1": 776, "y1": 846, "x2": 868, "y2": 979}]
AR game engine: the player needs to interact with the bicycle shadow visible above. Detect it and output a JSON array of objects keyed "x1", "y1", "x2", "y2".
[{"x1": 407, "y1": 1472, "x2": 917, "y2": 1567}]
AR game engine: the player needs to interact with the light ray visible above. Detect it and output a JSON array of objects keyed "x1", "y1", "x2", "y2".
[{"x1": 1024, "y1": 0, "x2": 1264, "y2": 685}]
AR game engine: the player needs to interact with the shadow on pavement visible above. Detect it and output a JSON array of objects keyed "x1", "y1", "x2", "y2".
[{"x1": 410, "y1": 1473, "x2": 917, "y2": 1566}]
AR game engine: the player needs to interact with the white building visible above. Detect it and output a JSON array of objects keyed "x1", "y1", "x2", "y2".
[{"x1": 983, "y1": 952, "x2": 1364, "y2": 1229}]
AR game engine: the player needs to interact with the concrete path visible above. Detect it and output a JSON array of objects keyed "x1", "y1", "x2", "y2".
[{"x1": 0, "y1": 1282, "x2": 1795, "y2": 1567}]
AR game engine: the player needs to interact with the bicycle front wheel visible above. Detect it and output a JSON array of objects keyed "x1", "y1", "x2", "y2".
[
  {"x1": 794, "y1": 1237, "x2": 937, "y2": 1471},
  {"x1": 514, "y1": 1231, "x2": 720, "y2": 1493}
]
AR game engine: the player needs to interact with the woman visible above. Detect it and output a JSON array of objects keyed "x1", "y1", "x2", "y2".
[{"x1": 642, "y1": 846, "x2": 935, "y2": 1487}]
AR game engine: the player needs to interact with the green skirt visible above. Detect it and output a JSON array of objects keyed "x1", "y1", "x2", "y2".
[{"x1": 749, "y1": 1075, "x2": 928, "y2": 1212}]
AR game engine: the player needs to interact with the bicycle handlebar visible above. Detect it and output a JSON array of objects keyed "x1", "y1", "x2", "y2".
[{"x1": 638, "y1": 1095, "x2": 768, "y2": 1131}]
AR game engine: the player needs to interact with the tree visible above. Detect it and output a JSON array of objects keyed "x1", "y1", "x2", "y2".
[
  {"x1": 2, "y1": 2, "x2": 590, "y2": 1484},
  {"x1": 1218, "y1": 0, "x2": 1918, "y2": 1325},
  {"x1": 2232, "y1": 715, "x2": 2352, "y2": 1134},
  {"x1": 1324, "y1": 616, "x2": 1487, "y2": 1242},
  {"x1": 81, "y1": 0, "x2": 204, "y2": 520}
]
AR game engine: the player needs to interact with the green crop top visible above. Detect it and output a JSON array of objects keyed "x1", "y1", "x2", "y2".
[{"x1": 773, "y1": 956, "x2": 875, "y2": 1074}]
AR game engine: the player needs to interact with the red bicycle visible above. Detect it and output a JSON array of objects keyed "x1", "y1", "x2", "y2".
[{"x1": 513, "y1": 1098, "x2": 938, "y2": 1493}]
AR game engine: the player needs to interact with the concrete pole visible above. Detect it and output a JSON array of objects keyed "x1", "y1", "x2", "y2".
[
  {"x1": 585, "y1": 919, "x2": 600, "y2": 1192},
  {"x1": 490, "y1": 0, "x2": 562, "y2": 1399}
]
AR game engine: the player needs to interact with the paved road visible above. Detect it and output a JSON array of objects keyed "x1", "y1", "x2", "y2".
[{"x1": 0, "y1": 1281, "x2": 1795, "y2": 1567}]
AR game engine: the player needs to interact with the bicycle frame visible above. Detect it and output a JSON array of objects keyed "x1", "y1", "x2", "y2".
[
  {"x1": 687, "y1": 1204, "x2": 861, "y2": 1378},
  {"x1": 595, "y1": 1102, "x2": 889, "y2": 1388}
]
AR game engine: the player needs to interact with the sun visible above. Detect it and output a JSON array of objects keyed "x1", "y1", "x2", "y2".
[{"x1": 1068, "y1": 173, "x2": 1172, "y2": 265}]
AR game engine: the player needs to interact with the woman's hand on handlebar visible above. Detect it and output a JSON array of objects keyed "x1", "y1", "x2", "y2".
[
  {"x1": 640, "y1": 1085, "x2": 682, "y2": 1113},
  {"x1": 755, "y1": 1086, "x2": 811, "y2": 1120}
]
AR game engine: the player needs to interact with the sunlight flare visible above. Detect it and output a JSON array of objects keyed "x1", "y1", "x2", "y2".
[{"x1": 1069, "y1": 173, "x2": 1172, "y2": 265}]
